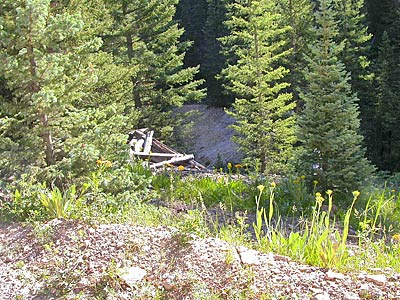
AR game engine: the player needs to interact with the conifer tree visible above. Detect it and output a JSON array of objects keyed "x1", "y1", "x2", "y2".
[
  {"x1": 106, "y1": 0, "x2": 205, "y2": 140},
  {"x1": 333, "y1": 0, "x2": 374, "y2": 154},
  {"x1": 277, "y1": 0, "x2": 314, "y2": 109},
  {"x1": 365, "y1": 0, "x2": 400, "y2": 171},
  {"x1": 296, "y1": 0, "x2": 373, "y2": 193},
  {"x1": 0, "y1": 0, "x2": 102, "y2": 174},
  {"x1": 220, "y1": 0, "x2": 296, "y2": 174},
  {"x1": 334, "y1": 0, "x2": 372, "y2": 83},
  {"x1": 202, "y1": 0, "x2": 232, "y2": 106},
  {"x1": 175, "y1": 0, "x2": 208, "y2": 70},
  {"x1": 370, "y1": 31, "x2": 400, "y2": 172}
]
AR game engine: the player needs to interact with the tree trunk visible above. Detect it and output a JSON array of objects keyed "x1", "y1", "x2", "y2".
[
  {"x1": 40, "y1": 112, "x2": 55, "y2": 166},
  {"x1": 27, "y1": 11, "x2": 55, "y2": 166}
]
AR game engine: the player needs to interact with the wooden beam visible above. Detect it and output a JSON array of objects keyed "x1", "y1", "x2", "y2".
[
  {"x1": 150, "y1": 154, "x2": 194, "y2": 169},
  {"x1": 143, "y1": 130, "x2": 154, "y2": 154}
]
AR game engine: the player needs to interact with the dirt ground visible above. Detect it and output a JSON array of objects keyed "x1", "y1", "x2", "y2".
[{"x1": 1, "y1": 220, "x2": 399, "y2": 299}]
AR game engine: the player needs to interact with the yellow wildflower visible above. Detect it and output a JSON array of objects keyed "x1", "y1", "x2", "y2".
[
  {"x1": 313, "y1": 180, "x2": 318, "y2": 186},
  {"x1": 227, "y1": 162, "x2": 232, "y2": 170},
  {"x1": 177, "y1": 165, "x2": 185, "y2": 171},
  {"x1": 326, "y1": 190, "x2": 333, "y2": 196},
  {"x1": 316, "y1": 192, "x2": 322, "y2": 198},
  {"x1": 257, "y1": 185, "x2": 265, "y2": 192},
  {"x1": 234, "y1": 164, "x2": 242, "y2": 169},
  {"x1": 300, "y1": 175, "x2": 306, "y2": 180},
  {"x1": 392, "y1": 234, "x2": 400, "y2": 243},
  {"x1": 270, "y1": 182, "x2": 276, "y2": 188},
  {"x1": 96, "y1": 158, "x2": 112, "y2": 167},
  {"x1": 352, "y1": 190, "x2": 361, "y2": 198}
]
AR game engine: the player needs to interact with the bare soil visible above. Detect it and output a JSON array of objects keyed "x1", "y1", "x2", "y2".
[{"x1": 1, "y1": 219, "x2": 399, "y2": 299}]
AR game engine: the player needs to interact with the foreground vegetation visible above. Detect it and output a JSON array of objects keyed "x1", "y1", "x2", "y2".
[{"x1": 1, "y1": 160, "x2": 399, "y2": 275}]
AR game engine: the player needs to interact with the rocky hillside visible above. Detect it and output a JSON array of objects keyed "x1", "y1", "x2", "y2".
[
  {"x1": 176, "y1": 104, "x2": 243, "y2": 166},
  {"x1": 1, "y1": 220, "x2": 399, "y2": 299}
]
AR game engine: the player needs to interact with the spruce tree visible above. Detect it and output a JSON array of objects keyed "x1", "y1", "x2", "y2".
[
  {"x1": 296, "y1": 0, "x2": 373, "y2": 193},
  {"x1": 0, "y1": 0, "x2": 102, "y2": 174},
  {"x1": 220, "y1": 0, "x2": 296, "y2": 174},
  {"x1": 365, "y1": 0, "x2": 400, "y2": 172},
  {"x1": 175, "y1": 0, "x2": 208, "y2": 70},
  {"x1": 370, "y1": 31, "x2": 400, "y2": 172},
  {"x1": 106, "y1": 0, "x2": 205, "y2": 140},
  {"x1": 277, "y1": 0, "x2": 314, "y2": 109},
  {"x1": 202, "y1": 0, "x2": 232, "y2": 106},
  {"x1": 333, "y1": 0, "x2": 374, "y2": 156}
]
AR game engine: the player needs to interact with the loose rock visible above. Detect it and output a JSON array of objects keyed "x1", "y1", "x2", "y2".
[{"x1": 365, "y1": 274, "x2": 386, "y2": 286}]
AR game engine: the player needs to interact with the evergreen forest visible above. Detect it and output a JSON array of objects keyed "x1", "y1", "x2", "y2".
[
  {"x1": 1, "y1": 1, "x2": 400, "y2": 296},
  {"x1": 1, "y1": 0, "x2": 400, "y2": 187}
]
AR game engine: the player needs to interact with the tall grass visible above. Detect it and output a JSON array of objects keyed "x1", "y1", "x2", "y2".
[{"x1": 253, "y1": 185, "x2": 360, "y2": 268}]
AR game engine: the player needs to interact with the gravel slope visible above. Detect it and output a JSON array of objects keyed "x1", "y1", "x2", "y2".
[
  {"x1": 176, "y1": 104, "x2": 243, "y2": 166},
  {"x1": 1, "y1": 220, "x2": 399, "y2": 299}
]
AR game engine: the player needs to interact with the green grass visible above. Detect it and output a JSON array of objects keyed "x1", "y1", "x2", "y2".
[{"x1": 2, "y1": 165, "x2": 400, "y2": 277}]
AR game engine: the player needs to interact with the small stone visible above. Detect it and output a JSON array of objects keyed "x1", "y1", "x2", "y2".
[
  {"x1": 358, "y1": 283, "x2": 370, "y2": 297},
  {"x1": 365, "y1": 274, "x2": 386, "y2": 286},
  {"x1": 343, "y1": 292, "x2": 360, "y2": 300},
  {"x1": 3, "y1": 256, "x2": 13, "y2": 263},
  {"x1": 163, "y1": 282, "x2": 174, "y2": 290},
  {"x1": 325, "y1": 270, "x2": 345, "y2": 281},
  {"x1": 357, "y1": 272, "x2": 367, "y2": 280},
  {"x1": 310, "y1": 287, "x2": 324, "y2": 294},
  {"x1": 239, "y1": 249, "x2": 262, "y2": 265},
  {"x1": 118, "y1": 266, "x2": 147, "y2": 287},
  {"x1": 273, "y1": 254, "x2": 291, "y2": 262},
  {"x1": 314, "y1": 292, "x2": 330, "y2": 300}
]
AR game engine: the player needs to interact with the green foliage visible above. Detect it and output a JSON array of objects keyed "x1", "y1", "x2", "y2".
[
  {"x1": 0, "y1": 173, "x2": 46, "y2": 221},
  {"x1": 295, "y1": 0, "x2": 374, "y2": 194},
  {"x1": 255, "y1": 185, "x2": 360, "y2": 268},
  {"x1": 277, "y1": 0, "x2": 314, "y2": 107},
  {"x1": 152, "y1": 171, "x2": 254, "y2": 210},
  {"x1": 220, "y1": 0, "x2": 296, "y2": 175},
  {"x1": 106, "y1": 0, "x2": 205, "y2": 141},
  {"x1": 333, "y1": 0, "x2": 374, "y2": 167},
  {"x1": 202, "y1": 0, "x2": 232, "y2": 107},
  {"x1": 367, "y1": 32, "x2": 400, "y2": 172},
  {"x1": 0, "y1": 0, "x2": 103, "y2": 168},
  {"x1": 39, "y1": 184, "x2": 79, "y2": 219}
]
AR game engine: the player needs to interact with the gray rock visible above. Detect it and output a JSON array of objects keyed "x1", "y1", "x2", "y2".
[
  {"x1": 365, "y1": 274, "x2": 386, "y2": 286},
  {"x1": 325, "y1": 270, "x2": 345, "y2": 281},
  {"x1": 118, "y1": 266, "x2": 147, "y2": 287}
]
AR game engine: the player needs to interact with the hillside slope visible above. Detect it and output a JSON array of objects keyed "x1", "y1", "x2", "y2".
[{"x1": 1, "y1": 220, "x2": 399, "y2": 299}]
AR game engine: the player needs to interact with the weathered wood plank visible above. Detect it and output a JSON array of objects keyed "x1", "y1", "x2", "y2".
[{"x1": 150, "y1": 154, "x2": 194, "y2": 169}]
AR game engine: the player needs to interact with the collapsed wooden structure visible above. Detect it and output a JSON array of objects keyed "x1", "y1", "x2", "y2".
[{"x1": 127, "y1": 128, "x2": 206, "y2": 170}]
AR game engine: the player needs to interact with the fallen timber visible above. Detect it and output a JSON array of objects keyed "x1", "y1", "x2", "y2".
[{"x1": 127, "y1": 128, "x2": 206, "y2": 170}]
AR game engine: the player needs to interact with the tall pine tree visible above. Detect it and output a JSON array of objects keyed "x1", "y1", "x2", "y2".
[
  {"x1": 333, "y1": 0, "x2": 374, "y2": 158},
  {"x1": 370, "y1": 31, "x2": 400, "y2": 172},
  {"x1": 365, "y1": 0, "x2": 400, "y2": 172},
  {"x1": 296, "y1": 0, "x2": 373, "y2": 193},
  {"x1": 106, "y1": 0, "x2": 205, "y2": 140},
  {"x1": 277, "y1": 0, "x2": 314, "y2": 109},
  {"x1": 220, "y1": 0, "x2": 296, "y2": 174},
  {"x1": 0, "y1": 0, "x2": 102, "y2": 175},
  {"x1": 202, "y1": 0, "x2": 232, "y2": 106}
]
